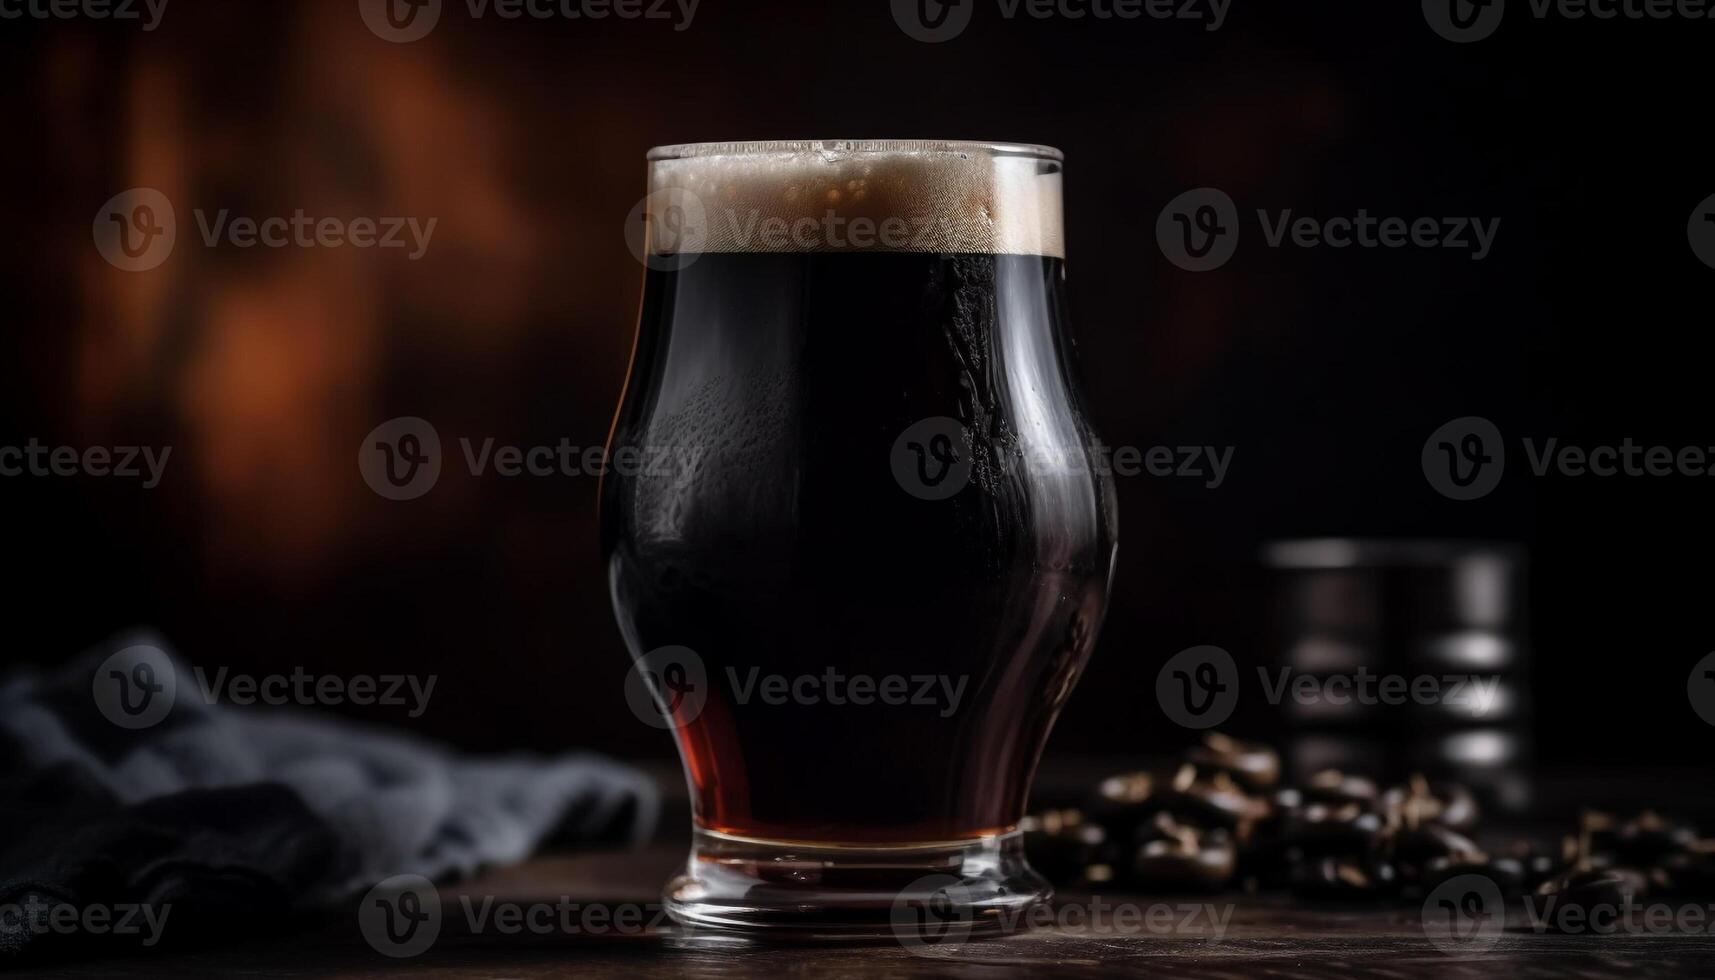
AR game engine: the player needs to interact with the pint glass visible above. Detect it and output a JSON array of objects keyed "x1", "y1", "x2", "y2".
[{"x1": 602, "y1": 140, "x2": 1117, "y2": 935}]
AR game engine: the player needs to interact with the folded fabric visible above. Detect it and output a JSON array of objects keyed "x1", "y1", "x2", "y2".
[{"x1": 0, "y1": 631, "x2": 659, "y2": 962}]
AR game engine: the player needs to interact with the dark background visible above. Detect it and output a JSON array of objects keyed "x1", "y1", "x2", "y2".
[{"x1": 1, "y1": 0, "x2": 1709, "y2": 771}]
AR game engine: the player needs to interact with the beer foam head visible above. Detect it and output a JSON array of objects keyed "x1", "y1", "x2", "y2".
[{"x1": 645, "y1": 140, "x2": 1064, "y2": 257}]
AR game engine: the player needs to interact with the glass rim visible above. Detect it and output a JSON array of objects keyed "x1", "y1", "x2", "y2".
[{"x1": 646, "y1": 140, "x2": 1064, "y2": 163}]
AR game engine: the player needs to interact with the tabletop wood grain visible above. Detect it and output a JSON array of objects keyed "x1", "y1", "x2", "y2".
[{"x1": 21, "y1": 845, "x2": 1715, "y2": 979}]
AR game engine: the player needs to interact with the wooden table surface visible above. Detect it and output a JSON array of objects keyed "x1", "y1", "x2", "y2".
[{"x1": 25, "y1": 844, "x2": 1715, "y2": 979}]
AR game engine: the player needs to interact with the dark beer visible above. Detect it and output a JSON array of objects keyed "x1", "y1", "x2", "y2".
[{"x1": 600, "y1": 141, "x2": 1116, "y2": 933}]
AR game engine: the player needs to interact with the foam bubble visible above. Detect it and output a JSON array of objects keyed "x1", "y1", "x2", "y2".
[{"x1": 645, "y1": 140, "x2": 1064, "y2": 257}]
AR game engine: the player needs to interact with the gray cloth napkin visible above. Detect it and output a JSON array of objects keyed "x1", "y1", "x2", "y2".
[{"x1": 0, "y1": 631, "x2": 659, "y2": 960}]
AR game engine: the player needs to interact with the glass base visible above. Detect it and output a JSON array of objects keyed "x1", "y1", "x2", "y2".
[{"x1": 664, "y1": 827, "x2": 1049, "y2": 941}]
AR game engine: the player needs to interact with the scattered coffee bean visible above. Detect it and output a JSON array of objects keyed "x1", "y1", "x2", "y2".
[
  {"x1": 1088, "y1": 771, "x2": 1155, "y2": 842},
  {"x1": 1187, "y1": 733, "x2": 1280, "y2": 792},
  {"x1": 1496, "y1": 842, "x2": 1561, "y2": 892},
  {"x1": 1610, "y1": 811, "x2": 1698, "y2": 866},
  {"x1": 1160, "y1": 764, "x2": 1272, "y2": 839},
  {"x1": 1291, "y1": 856, "x2": 1398, "y2": 900},
  {"x1": 1649, "y1": 846, "x2": 1715, "y2": 899},
  {"x1": 1380, "y1": 775, "x2": 1478, "y2": 831},
  {"x1": 1301, "y1": 769, "x2": 1379, "y2": 808},
  {"x1": 1078, "y1": 862, "x2": 1119, "y2": 889},
  {"x1": 1282, "y1": 803, "x2": 1384, "y2": 857},
  {"x1": 1132, "y1": 818, "x2": 1237, "y2": 893},
  {"x1": 1534, "y1": 868, "x2": 1643, "y2": 931},
  {"x1": 1428, "y1": 854, "x2": 1519, "y2": 896},
  {"x1": 1391, "y1": 824, "x2": 1485, "y2": 885},
  {"x1": 1035, "y1": 732, "x2": 1704, "y2": 916},
  {"x1": 1022, "y1": 808, "x2": 1107, "y2": 885}
]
